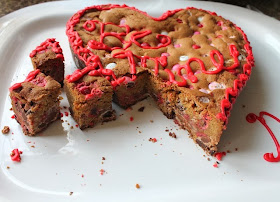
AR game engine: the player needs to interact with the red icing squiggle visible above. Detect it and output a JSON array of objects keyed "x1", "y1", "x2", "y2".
[
  {"x1": 9, "y1": 69, "x2": 40, "y2": 91},
  {"x1": 30, "y1": 38, "x2": 64, "y2": 60},
  {"x1": 246, "y1": 112, "x2": 280, "y2": 163},
  {"x1": 66, "y1": 4, "x2": 255, "y2": 123}
]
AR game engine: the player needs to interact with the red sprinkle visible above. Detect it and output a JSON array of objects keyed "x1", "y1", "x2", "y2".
[
  {"x1": 60, "y1": 112, "x2": 63, "y2": 117},
  {"x1": 130, "y1": 116, "x2": 134, "y2": 121},
  {"x1": 65, "y1": 112, "x2": 69, "y2": 116},
  {"x1": 197, "y1": 23, "x2": 203, "y2": 28},
  {"x1": 75, "y1": 124, "x2": 79, "y2": 128},
  {"x1": 149, "y1": 138, "x2": 157, "y2": 143},
  {"x1": 11, "y1": 115, "x2": 15, "y2": 119},
  {"x1": 10, "y1": 149, "x2": 22, "y2": 162},
  {"x1": 215, "y1": 152, "x2": 226, "y2": 161},
  {"x1": 213, "y1": 162, "x2": 218, "y2": 168},
  {"x1": 81, "y1": 174, "x2": 84, "y2": 178},
  {"x1": 100, "y1": 169, "x2": 105, "y2": 175}
]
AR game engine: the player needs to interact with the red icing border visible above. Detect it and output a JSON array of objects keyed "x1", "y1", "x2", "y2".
[
  {"x1": 30, "y1": 38, "x2": 64, "y2": 61},
  {"x1": 9, "y1": 69, "x2": 40, "y2": 91},
  {"x1": 65, "y1": 4, "x2": 255, "y2": 123}
]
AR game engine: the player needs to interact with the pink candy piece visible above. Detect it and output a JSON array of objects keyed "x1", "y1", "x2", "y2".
[
  {"x1": 30, "y1": 76, "x2": 47, "y2": 87},
  {"x1": 120, "y1": 18, "x2": 126, "y2": 25},
  {"x1": 199, "y1": 89, "x2": 210, "y2": 94},
  {"x1": 194, "y1": 70, "x2": 202, "y2": 75},
  {"x1": 208, "y1": 81, "x2": 225, "y2": 91},
  {"x1": 161, "y1": 52, "x2": 170, "y2": 57},
  {"x1": 172, "y1": 64, "x2": 181, "y2": 72},
  {"x1": 194, "y1": 31, "x2": 200, "y2": 35},
  {"x1": 123, "y1": 76, "x2": 134, "y2": 84},
  {"x1": 217, "y1": 21, "x2": 223, "y2": 26},
  {"x1": 222, "y1": 26, "x2": 227, "y2": 30},
  {"x1": 174, "y1": 44, "x2": 181, "y2": 48}
]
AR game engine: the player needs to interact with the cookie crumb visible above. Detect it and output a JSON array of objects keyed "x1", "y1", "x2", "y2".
[
  {"x1": 7, "y1": 166, "x2": 10, "y2": 169},
  {"x1": 102, "y1": 157, "x2": 106, "y2": 160},
  {"x1": 69, "y1": 192, "x2": 73, "y2": 196},
  {"x1": 135, "y1": 184, "x2": 140, "y2": 189},
  {"x1": 150, "y1": 120, "x2": 154, "y2": 123},
  {"x1": 59, "y1": 96, "x2": 63, "y2": 100},
  {"x1": 207, "y1": 157, "x2": 211, "y2": 161},
  {"x1": 2, "y1": 126, "x2": 10, "y2": 134},
  {"x1": 138, "y1": 106, "x2": 145, "y2": 112},
  {"x1": 169, "y1": 132, "x2": 176, "y2": 138},
  {"x1": 235, "y1": 147, "x2": 238, "y2": 151}
]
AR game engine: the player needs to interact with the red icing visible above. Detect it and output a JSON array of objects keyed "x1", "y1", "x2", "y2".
[
  {"x1": 246, "y1": 111, "x2": 280, "y2": 163},
  {"x1": 213, "y1": 162, "x2": 218, "y2": 168},
  {"x1": 66, "y1": 4, "x2": 255, "y2": 123},
  {"x1": 215, "y1": 152, "x2": 226, "y2": 161},
  {"x1": 10, "y1": 149, "x2": 22, "y2": 162},
  {"x1": 9, "y1": 69, "x2": 41, "y2": 91},
  {"x1": 30, "y1": 38, "x2": 64, "y2": 61}
]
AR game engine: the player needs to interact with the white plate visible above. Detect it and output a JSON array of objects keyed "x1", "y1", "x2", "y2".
[{"x1": 1, "y1": 1, "x2": 280, "y2": 201}]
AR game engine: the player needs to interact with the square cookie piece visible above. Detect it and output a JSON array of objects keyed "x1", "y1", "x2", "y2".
[
  {"x1": 9, "y1": 70, "x2": 61, "y2": 136},
  {"x1": 30, "y1": 38, "x2": 65, "y2": 86},
  {"x1": 64, "y1": 72, "x2": 116, "y2": 129}
]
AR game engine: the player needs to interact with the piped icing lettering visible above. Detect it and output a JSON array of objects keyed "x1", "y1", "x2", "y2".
[{"x1": 246, "y1": 112, "x2": 280, "y2": 163}]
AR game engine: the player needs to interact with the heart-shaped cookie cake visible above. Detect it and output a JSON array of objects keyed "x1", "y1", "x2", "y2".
[{"x1": 65, "y1": 4, "x2": 254, "y2": 155}]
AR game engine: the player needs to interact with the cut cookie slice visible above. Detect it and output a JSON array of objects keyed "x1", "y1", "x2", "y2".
[
  {"x1": 9, "y1": 70, "x2": 61, "y2": 136},
  {"x1": 30, "y1": 38, "x2": 65, "y2": 86}
]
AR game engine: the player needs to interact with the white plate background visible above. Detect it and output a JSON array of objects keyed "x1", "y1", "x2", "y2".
[{"x1": 0, "y1": 1, "x2": 280, "y2": 201}]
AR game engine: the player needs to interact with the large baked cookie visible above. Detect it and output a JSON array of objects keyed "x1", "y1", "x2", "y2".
[{"x1": 65, "y1": 4, "x2": 254, "y2": 155}]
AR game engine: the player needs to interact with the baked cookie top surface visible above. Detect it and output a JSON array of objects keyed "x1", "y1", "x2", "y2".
[
  {"x1": 10, "y1": 70, "x2": 61, "y2": 102},
  {"x1": 66, "y1": 4, "x2": 254, "y2": 122}
]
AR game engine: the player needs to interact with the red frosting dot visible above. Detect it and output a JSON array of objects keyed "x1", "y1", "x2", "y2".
[
  {"x1": 215, "y1": 152, "x2": 226, "y2": 161},
  {"x1": 246, "y1": 113, "x2": 257, "y2": 123},
  {"x1": 213, "y1": 162, "x2": 218, "y2": 168},
  {"x1": 130, "y1": 116, "x2": 134, "y2": 122},
  {"x1": 10, "y1": 149, "x2": 22, "y2": 162}
]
